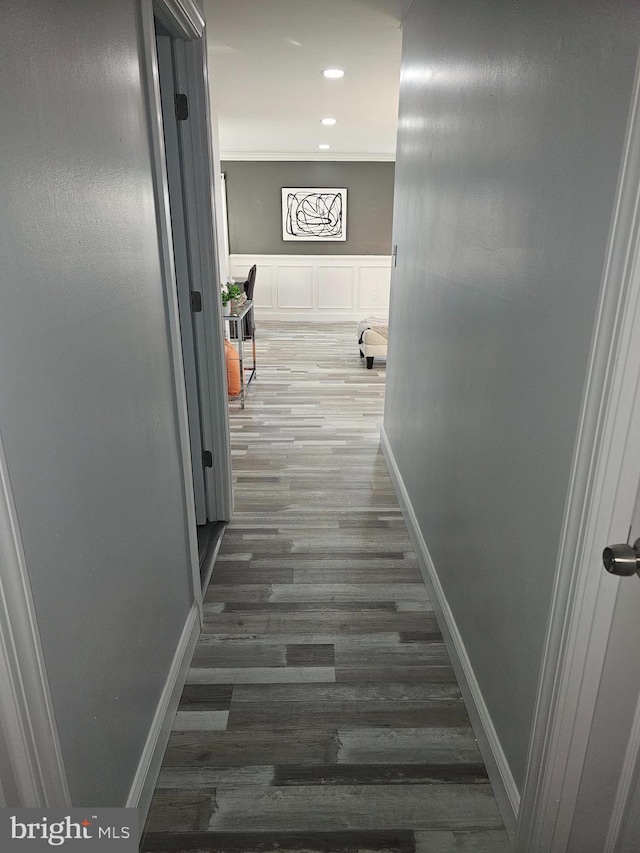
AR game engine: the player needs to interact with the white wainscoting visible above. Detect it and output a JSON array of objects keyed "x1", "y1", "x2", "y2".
[{"x1": 229, "y1": 254, "x2": 392, "y2": 321}]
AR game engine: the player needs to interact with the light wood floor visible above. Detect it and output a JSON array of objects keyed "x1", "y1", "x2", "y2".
[{"x1": 141, "y1": 322, "x2": 509, "y2": 853}]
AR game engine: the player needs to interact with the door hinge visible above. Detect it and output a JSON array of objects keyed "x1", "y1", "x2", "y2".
[
  {"x1": 175, "y1": 93, "x2": 189, "y2": 121},
  {"x1": 190, "y1": 291, "x2": 202, "y2": 312},
  {"x1": 202, "y1": 450, "x2": 213, "y2": 469}
]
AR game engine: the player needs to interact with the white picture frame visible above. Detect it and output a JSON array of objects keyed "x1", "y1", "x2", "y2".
[{"x1": 282, "y1": 187, "x2": 347, "y2": 241}]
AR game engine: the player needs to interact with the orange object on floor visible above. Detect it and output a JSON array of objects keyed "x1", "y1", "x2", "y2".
[{"x1": 224, "y1": 338, "x2": 241, "y2": 397}]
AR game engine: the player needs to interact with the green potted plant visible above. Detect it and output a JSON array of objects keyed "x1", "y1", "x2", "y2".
[{"x1": 221, "y1": 280, "x2": 243, "y2": 316}]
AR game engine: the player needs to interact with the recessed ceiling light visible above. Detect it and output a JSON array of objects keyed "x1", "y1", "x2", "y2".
[
  {"x1": 321, "y1": 118, "x2": 337, "y2": 126},
  {"x1": 322, "y1": 69, "x2": 344, "y2": 79},
  {"x1": 318, "y1": 144, "x2": 330, "y2": 149}
]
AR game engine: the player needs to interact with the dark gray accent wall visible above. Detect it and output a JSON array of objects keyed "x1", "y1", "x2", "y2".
[
  {"x1": 384, "y1": 0, "x2": 640, "y2": 792},
  {"x1": 222, "y1": 161, "x2": 394, "y2": 255}
]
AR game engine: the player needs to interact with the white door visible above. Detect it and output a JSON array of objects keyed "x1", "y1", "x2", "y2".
[
  {"x1": 568, "y1": 472, "x2": 640, "y2": 853},
  {"x1": 515, "y1": 53, "x2": 640, "y2": 853},
  {"x1": 567, "y1": 510, "x2": 640, "y2": 851},
  {"x1": 156, "y1": 32, "x2": 208, "y2": 523},
  {"x1": 154, "y1": 22, "x2": 233, "y2": 528}
]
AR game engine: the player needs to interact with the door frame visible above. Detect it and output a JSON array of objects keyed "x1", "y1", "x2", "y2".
[
  {"x1": 141, "y1": 0, "x2": 233, "y2": 615},
  {"x1": 516, "y1": 49, "x2": 640, "y2": 852},
  {"x1": 0, "y1": 433, "x2": 71, "y2": 807}
]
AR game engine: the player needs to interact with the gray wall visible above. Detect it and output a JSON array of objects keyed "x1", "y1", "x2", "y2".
[
  {"x1": 222, "y1": 160, "x2": 394, "y2": 255},
  {"x1": 0, "y1": 0, "x2": 194, "y2": 805},
  {"x1": 384, "y1": 0, "x2": 640, "y2": 791}
]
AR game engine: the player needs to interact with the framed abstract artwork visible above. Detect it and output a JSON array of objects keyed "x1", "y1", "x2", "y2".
[{"x1": 281, "y1": 187, "x2": 347, "y2": 241}]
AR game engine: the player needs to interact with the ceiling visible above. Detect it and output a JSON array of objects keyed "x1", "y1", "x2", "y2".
[{"x1": 203, "y1": 0, "x2": 407, "y2": 160}]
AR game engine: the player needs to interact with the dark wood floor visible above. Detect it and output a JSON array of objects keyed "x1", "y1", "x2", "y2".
[{"x1": 141, "y1": 323, "x2": 509, "y2": 853}]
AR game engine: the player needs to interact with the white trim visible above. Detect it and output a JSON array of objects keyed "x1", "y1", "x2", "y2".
[
  {"x1": 229, "y1": 253, "x2": 392, "y2": 321},
  {"x1": 516, "y1": 49, "x2": 640, "y2": 852},
  {"x1": 219, "y1": 172, "x2": 231, "y2": 283},
  {"x1": 220, "y1": 152, "x2": 395, "y2": 162},
  {"x1": 0, "y1": 431, "x2": 70, "y2": 807},
  {"x1": 154, "y1": 0, "x2": 204, "y2": 39},
  {"x1": 380, "y1": 427, "x2": 518, "y2": 841},
  {"x1": 251, "y1": 311, "x2": 380, "y2": 323},
  {"x1": 127, "y1": 602, "x2": 200, "y2": 832},
  {"x1": 605, "y1": 689, "x2": 640, "y2": 850},
  {"x1": 231, "y1": 254, "x2": 392, "y2": 263}
]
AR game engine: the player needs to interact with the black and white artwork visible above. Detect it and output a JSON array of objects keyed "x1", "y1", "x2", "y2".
[{"x1": 282, "y1": 188, "x2": 347, "y2": 241}]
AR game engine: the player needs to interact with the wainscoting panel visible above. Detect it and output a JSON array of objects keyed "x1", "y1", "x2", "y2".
[
  {"x1": 228, "y1": 262, "x2": 274, "y2": 309},
  {"x1": 229, "y1": 255, "x2": 392, "y2": 321},
  {"x1": 277, "y1": 265, "x2": 314, "y2": 308},
  {"x1": 359, "y1": 266, "x2": 393, "y2": 312},
  {"x1": 254, "y1": 265, "x2": 274, "y2": 309},
  {"x1": 317, "y1": 266, "x2": 355, "y2": 309}
]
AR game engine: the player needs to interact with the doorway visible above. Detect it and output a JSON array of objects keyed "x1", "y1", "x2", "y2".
[
  {"x1": 145, "y1": 0, "x2": 233, "y2": 596},
  {"x1": 155, "y1": 23, "x2": 209, "y2": 525}
]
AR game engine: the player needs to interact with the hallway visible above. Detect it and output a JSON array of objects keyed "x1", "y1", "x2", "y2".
[{"x1": 141, "y1": 322, "x2": 509, "y2": 852}]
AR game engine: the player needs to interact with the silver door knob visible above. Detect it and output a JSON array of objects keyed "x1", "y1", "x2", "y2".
[{"x1": 602, "y1": 538, "x2": 640, "y2": 577}]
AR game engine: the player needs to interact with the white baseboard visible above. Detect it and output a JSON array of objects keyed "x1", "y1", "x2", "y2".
[
  {"x1": 127, "y1": 601, "x2": 201, "y2": 834},
  {"x1": 380, "y1": 426, "x2": 519, "y2": 840}
]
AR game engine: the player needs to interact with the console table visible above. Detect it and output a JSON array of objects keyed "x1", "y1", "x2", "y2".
[{"x1": 223, "y1": 300, "x2": 256, "y2": 409}]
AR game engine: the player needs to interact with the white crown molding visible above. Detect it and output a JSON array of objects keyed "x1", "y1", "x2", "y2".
[{"x1": 220, "y1": 152, "x2": 396, "y2": 163}]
